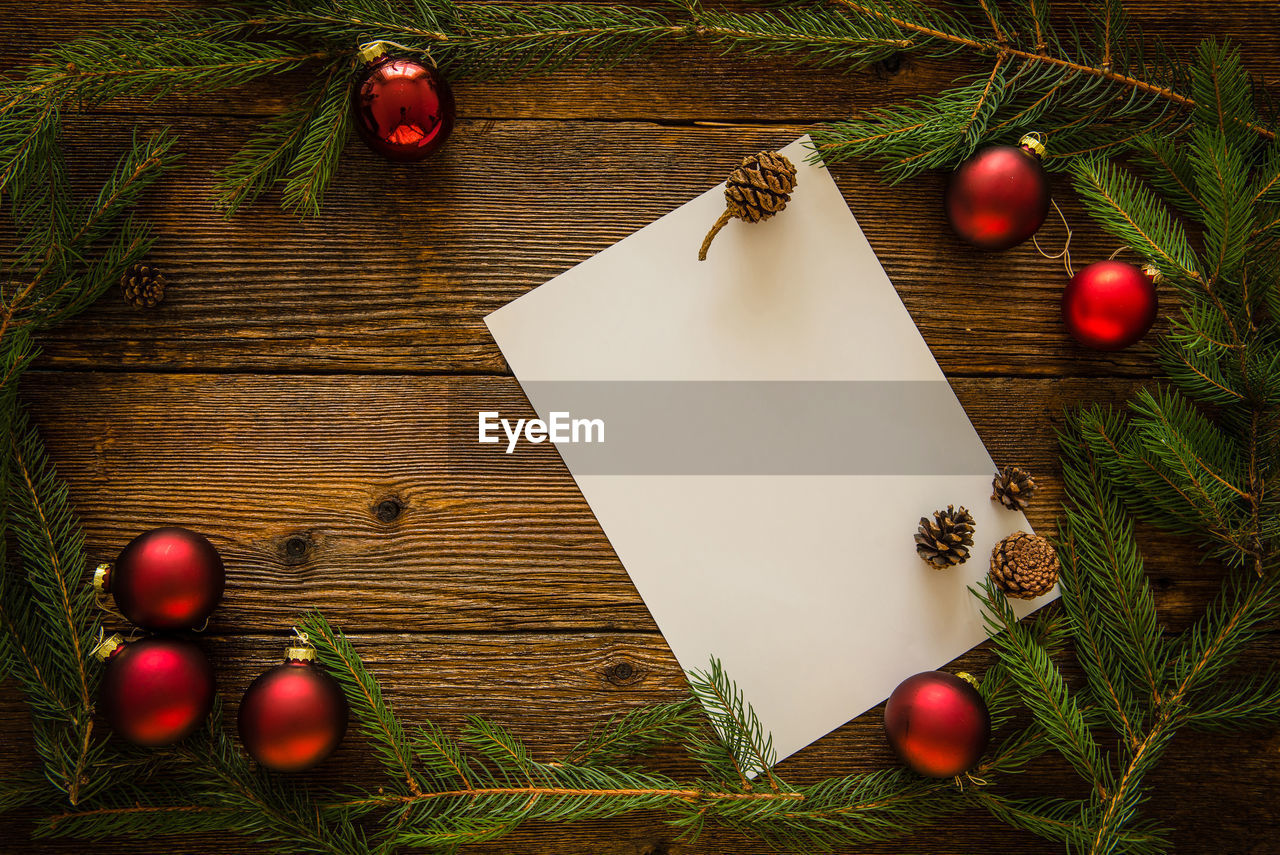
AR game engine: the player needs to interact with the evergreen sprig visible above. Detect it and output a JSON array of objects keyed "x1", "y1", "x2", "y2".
[
  {"x1": 969, "y1": 38, "x2": 1280, "y2": 851},
  {"x1": 2, "y1": 0, "x2": 1272, "y2": 214}
]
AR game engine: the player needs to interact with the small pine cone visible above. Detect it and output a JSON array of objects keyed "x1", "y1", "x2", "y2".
[
  {"x1": 121, "y1": 263, "x2": 166, "y2": 309},
  {"x1": 991, "y1": 466, "x2": 1037, "y2": 511},
  {"x1": 989, "y1": 532, "x2": 1059, "y2": 599},
  {"x1": 915, "y1": 505, "x2": 976, "y2": 569},
  {"x1": 724, "y1": 151, "x2": 797, "y2": 224},
  {"x1": 699, "y1": 151, "x2": 798, "y2": 260}
]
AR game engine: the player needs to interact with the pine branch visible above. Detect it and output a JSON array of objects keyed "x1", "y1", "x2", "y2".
[
  {"x1": 279, "y1": 63, "x2": 353, "y2": 218},
  {"x1": 686, "y1": 657, "x2": 784, "y2": 792},
  {"x1": 214, "y1": 60, "x2": 349, "y2": 216},
  {"x1": 566, "y1": 698, "x2": 698, "y2": 767},
  {"x1": 979, "y1": 581, "x2": 1110, "y2": 790},
  {"x1": 1183, "y1": 667, "x2": 1280, "y2": 732},
  {"x1": 1070, "y1": 155, "x2": 1201, "y2": 284},
  {"x1": 297, "y1": 612, "x2": 427, "y2": 797}
]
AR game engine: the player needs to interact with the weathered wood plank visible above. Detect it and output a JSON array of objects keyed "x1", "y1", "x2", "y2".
[
  {"x1": 25, "y1": 115, "x2": 1162, "y2": 377},
  {"x1": 1, "y1": 630, "x2": 1277, "y2": 854},
  {"x1": 17, "y1": 371, "x2": 1232, "y2": 632},
  {"x1": 0, "y1": 1, "x2": 1276, "y2": 122}
]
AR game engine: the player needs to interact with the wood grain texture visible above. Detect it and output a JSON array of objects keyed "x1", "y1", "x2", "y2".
[
  {"x1": 3, "y1": 0, "x2": 1280, "y2": 853},
  {"x1": 2, "y1": 631, "x2": 1278, "y2": 855},
  {"x1": 27, "y1": 114, "x2": 1163, "y2": 377},
  {"x1": 17, "y1": 371, "x2": 1230, "y2": 632}
]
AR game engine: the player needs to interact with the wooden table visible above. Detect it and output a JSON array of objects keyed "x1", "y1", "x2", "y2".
[{"x1": 3, "y1": 3, "x2": 1279, "y2": 853}]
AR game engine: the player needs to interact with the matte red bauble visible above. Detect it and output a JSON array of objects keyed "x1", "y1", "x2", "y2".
[
  {"x1": 95, "y1": 526, "x2": 225, "y2": 631},
  {"x1": 238, "y1": 643, "x2": 348, "y2": 772},
  {"x1": 1061, "y1": 260, "x2": 1159, "y2": 350},
  {"x1": 351, "y1": 42, "x2": 455, "y2": 162},
  {"x1": 945, "y1": 136, "x2": 1051, "y2": 250},
  {"x1": 95, "y1": 634, "x2": 216, "y2": 747},
  {"x1": 884, "y1": 671, "x2": 990, "y2": 778}
]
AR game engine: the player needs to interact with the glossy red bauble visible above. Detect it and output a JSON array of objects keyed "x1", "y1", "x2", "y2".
[
  {"x1": 945, "y1": 141, "x2": 1051, "y2": 250},
  {"x1": 97, "y1": 527, "x2": 225, "y2": 631},
  {"x1": 351, "y1": 45, "x2": 455, "y2": 162},
  {"x1": 884, "y1": 671, "x2": 990, "y2": 778},
  {"x1": 1062, "y1": 260, "x2": 1158, "y2": 350},
  {"x1": 238, "y1": 649, "x2": 348, "y2": 772},
  {"x1": 97, "y1": 636, "x2": 216, "y2": 747}
]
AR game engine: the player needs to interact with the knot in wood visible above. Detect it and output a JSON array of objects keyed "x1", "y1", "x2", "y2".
[
  {"x1": 374, "y1": 497, "x2": 404, "y2": 523},
  {"x1": 282, "y1": 534, "x2": 312, "y2": 565},
  {"x1": 605, "y1": 660, "x2": 643, "y2": 686}
]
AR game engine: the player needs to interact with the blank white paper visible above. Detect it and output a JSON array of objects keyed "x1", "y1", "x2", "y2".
[{"x1": 484, "y1": 136, "x2": 1056, "y2": 766}]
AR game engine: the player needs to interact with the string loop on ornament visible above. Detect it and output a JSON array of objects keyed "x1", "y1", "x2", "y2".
[
  {"x1": 1031, "y1": 198, "x2": 1073, "y2": 278},
  {"x1": 192, "y1": 616, "x2": 211, "y2": 633},
  {"x1": 357, "y1": 39, "x2": 437, "y2": 68},
  {"x1": 292, "y1": 626, "x2": 309, "y2": 646}
]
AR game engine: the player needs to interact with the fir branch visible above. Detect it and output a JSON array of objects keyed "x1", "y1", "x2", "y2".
[
  {"x1": 980, "y1": 581, "x2": 1110, "y2": 790},
  {"x1": 5, "y1": 407, "x2": 106, "y2": 806},
  {"x1": 297, "y1": 612, "x2": 427, "y2": 797},
  {"x1": 1070, "y1": 155, "x2": 1201, "y2": 283},
  {"x1": 687, "y1": 657, "x2": 784, "y2": 792},
  {"x1": 279, "y1": 64, "x2": 353, "y2": 218},
  {"x1": 214, "y1": 60, "x2": 349, "y2": 216},
  {"x1": 565, "y1": 698, "x2": 698, "y2": 767}
]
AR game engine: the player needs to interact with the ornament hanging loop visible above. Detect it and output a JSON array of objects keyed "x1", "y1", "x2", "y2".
[
  {"x1": 1107, "y1": 246, "x2": 1164, "y2": 284},
  {"x1": 1032, "y1": 198, "x2": 1073, "y2": 277},
  {"x1": 357, "y1": 39, "x2": 437, "y2": 68}
]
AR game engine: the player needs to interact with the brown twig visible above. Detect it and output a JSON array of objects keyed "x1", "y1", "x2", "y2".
[{"x1": 827, "y1": 0, "x2": 1277, "y2": 142}]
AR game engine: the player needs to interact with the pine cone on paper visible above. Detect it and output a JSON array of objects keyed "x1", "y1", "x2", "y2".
[
  {"x1": 989, "y1": 531, "x2": 1059, "y2": 599},
  {"x1": 915, "y1": 505, "x2": 976, "y2": 568},
  {"x1": 121, "y1": 263, "x2": 166, "y2": 309},
  {"x1": 991, "y1": 466, "x2": 1037, "y2": 511},
  {"x1": 699, "y1": 151, "x2": 798, "y2": 260}
]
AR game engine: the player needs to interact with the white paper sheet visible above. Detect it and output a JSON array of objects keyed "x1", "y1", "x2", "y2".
[{"x1": 484, "y1": 136, "x2": 1056, "y2": 766}]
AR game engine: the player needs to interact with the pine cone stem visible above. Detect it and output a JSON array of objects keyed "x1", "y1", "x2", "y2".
[{"x1": 699, "y1": 210, "x2": 733, "y2": 261}]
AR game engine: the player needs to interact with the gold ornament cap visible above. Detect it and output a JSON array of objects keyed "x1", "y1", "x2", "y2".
[
  {"x1": 285, "y1": 645, "x2": 316, "y2": 662},
  {"x1": 1142, "y1": 263, "x2": 1163, "y2": 284},
  {"x1": 955, "y1": 671, "x2": 981, "y2": 690},
  {"x1": 285, "y1": 626, "x2": 316, "y2": 662},
  {"x1": 93, "y1": 563, "x2": 112, "y2": 595},
  {"x1": 1019, "y1": 134, "x2": 1046, "y2": 159},
  {"x1": 93, "y1": 633, "x2": 125, "y2": 661},
  {"x1": 358, "y1": 41, "x2": 389, "y2": 63}
]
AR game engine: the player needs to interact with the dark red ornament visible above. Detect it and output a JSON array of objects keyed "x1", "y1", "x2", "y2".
[
  {"x1": 94, "y1": 634, "x2": 216, "y2": 747},
  {"x1": 1061, "y1": 260, "x2": 1159, "y2": 350},
  {"x1": 945, "y1": 135, "x2": 1051, "y2": 250},
  {"x1": 351, "y1": 42, "x2": 455, "y2": 162},
  {"x1": 238, "y1": 639, "x2": 348, "y2": 772},
  {"x1": 96, "y1": 527, "x2": 225, "y2": 631},
  {"x1": 884, "y1": 671, "x2": 990, "y2": 778}
]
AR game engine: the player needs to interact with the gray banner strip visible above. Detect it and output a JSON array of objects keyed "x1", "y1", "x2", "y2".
[{"x1": 476, "y1": 381, "x2": 992, "y2": 475}]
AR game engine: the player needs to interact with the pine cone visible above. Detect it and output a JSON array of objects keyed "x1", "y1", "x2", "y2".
[
  {"x1": 915, "y1": 505, "x2": 976, "y2": 568},
  {"x1": 699, "y1": 150, "x2": 798, "y2": 260},
  {"x1": 989, "y1": 532, "x2": 1059, "y2": 599},
  {"x1": 121, "y1": 264, "x2": 166, "y2": 309},
  {"x1": 991, "y1": 466, "x2": 1037, "y2": 511}
]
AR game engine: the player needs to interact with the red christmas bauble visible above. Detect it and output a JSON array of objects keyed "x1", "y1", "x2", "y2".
[
  {"x1": 884, "y1": 671, "x2": 990, "y2": 778},
  {"x1": 96, "y1": 635, "x2": 216, "y2": 747},
  {"x1": 238, "y1": 645, "x2": 348, "y2": 772},
  {"x1": 945, "y1": 138, "x2": 1050, "y2": 250},
  {"x1": 1061, "y1": 260, "x2": 1158, "y2": 350},
  {"x1": 351, "y1": 43, "x2": 455, "y2": 162},
  {"x1": 97, "y1": 527, "x2": 225, "y2": 631}
]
